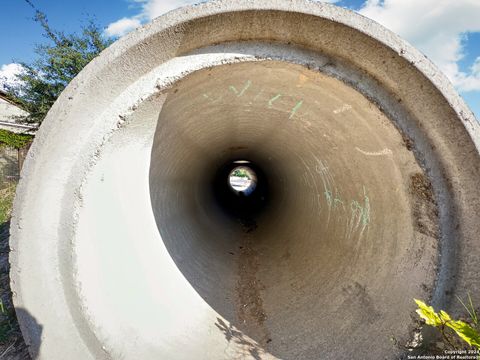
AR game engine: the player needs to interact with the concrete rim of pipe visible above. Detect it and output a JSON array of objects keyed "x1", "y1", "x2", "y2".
[{"x1": 10, "y1": 0, "x2": 480, "y2": 359}]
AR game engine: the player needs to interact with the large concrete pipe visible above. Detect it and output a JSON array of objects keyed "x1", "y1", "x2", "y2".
[{"x1": 10, "y1": 1, "x2": 480, "y2": 359}]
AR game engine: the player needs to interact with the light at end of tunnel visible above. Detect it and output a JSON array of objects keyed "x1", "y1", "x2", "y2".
[{"x1": 228, "y1": 165, "x2": 257, "y2": 196}]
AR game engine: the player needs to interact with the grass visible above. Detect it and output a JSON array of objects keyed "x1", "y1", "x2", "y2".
[
  {"x1": 0, "y1": 183, "x2": 16, "y2": 225},
  {"x1": 458, "y1": 293, "x2": 479, "y2": 328}
]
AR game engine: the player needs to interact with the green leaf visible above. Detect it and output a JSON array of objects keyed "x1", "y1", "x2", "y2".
[
  {"x1": 414, "y1": 299, "x2": 443, "y2": 327},
  {"x1": 414, "y1": 298, "x2": 480, "y2": 350},
  {"x1": 440, "y1": 310, "x2": 452, "y2": 322},
  {"x1": 445, "y1": 320, "x2": 480, "y2": 349}
]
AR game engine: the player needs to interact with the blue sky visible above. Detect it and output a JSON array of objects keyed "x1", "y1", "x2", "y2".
[{"x1": 0, "y1": 0, "x2": 479, "y2": 120}]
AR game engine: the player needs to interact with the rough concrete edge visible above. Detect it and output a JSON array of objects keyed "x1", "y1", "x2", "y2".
[
  {"x1": 122, "y1": 0, "x2": 480, "y2": 149},
  {"x1": 14, "y1": 0, "x2": 479, "y2": 163}
]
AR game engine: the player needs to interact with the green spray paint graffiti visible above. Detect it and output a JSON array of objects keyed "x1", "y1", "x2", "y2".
[
  {"x1": 346, "y1": 186, "x2": 370, "y2": 240},
  {"x1": 268, "y1": 94, "x2": 282, "y2": 107},
  {"x1": 312, "y1": 156, "x2": 371, "y2": 240},
  {"x1": 229, "y1": 80, "x2": 252, "y2": 97},
  {"x1": 202, "y1": 79, "x2": 305, "y2": 120},
  {"x1": 289, "y1": 100, "x2": 304, "y2": 119}
]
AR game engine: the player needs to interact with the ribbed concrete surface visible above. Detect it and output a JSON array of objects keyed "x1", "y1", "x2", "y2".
[{"x1": 10, "y1": 1, "x2": 480, "y2": 359}]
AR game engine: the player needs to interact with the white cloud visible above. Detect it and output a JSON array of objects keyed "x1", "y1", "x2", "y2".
[
  {"x1": 106, "y1": 0, "x2": 340, "y2": 38},
  {"x1": 104, "y1": 1, "x2": 195, "y2": 38},
  {"x1": 142, "y1": 0, "x2": 198, "y2": 19},
  {"x1": 104, "y1": 17, "x2": 142, "y2": 37},
  {"x1": 0, "y1": 63, "x2": 24, "y2": 91},
  {"x1": 359, "y1": 0, "x2": 480, "y2": 92}
]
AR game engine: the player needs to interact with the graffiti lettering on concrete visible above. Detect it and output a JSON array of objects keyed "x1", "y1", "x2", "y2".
[
  {"x1": 268, "y1": 94, "x2": 282, "y2": 108},
  {"x1": 289, "y1": 100, "x2": 303, "y2": 119},
  {"x1": 200, "y1": 79, "x2": 306, "y2": 120}
]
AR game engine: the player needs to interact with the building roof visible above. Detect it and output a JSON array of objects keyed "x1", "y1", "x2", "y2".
[
  {"x1": 0, "y1": 90, "x2": 36, "y2": 134},
  {"x1": 0, "y1": 89, "x2": 25, "y2": 109}
]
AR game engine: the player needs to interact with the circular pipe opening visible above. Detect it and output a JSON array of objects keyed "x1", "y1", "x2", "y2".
[
  {"x1": 212, "y1": 159, "x2": 269, "y2": 220},
  {"x1": 228, "y1": 164, "x2": 257, "y2": 196}
]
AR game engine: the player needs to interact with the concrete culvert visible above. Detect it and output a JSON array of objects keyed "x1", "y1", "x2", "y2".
[{"x1": 10, "y1": 1, "x2": 480, "y2": 359}]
